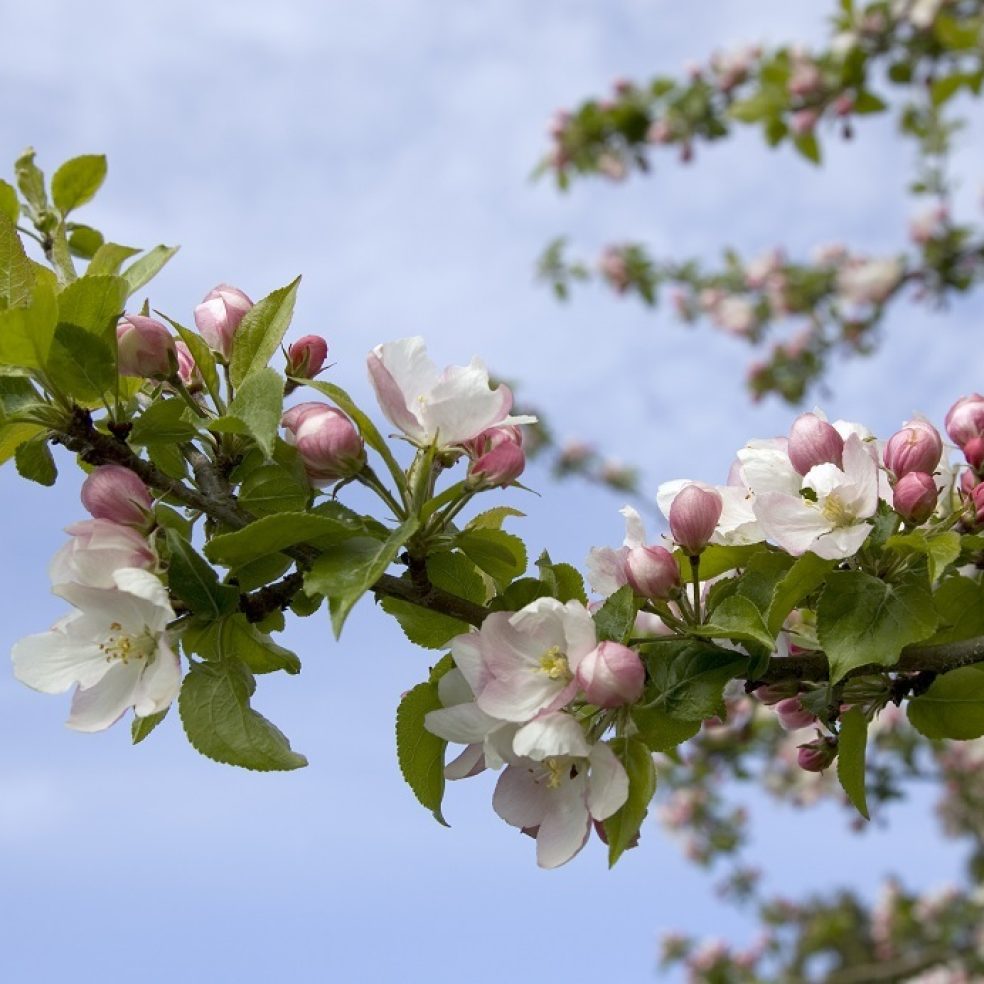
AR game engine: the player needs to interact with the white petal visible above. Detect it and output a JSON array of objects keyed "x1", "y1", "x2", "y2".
[
  {"x1": 587, "y1": 743, "x2": 631, "y2": 820},
  {"x1": 367, "y1": 337, "x2": 436, "y2": 441},
  {"x1": 656, "y1": 479, "x2": 690, "y2": 521},
  {"x1": 132, "y1": 639, "x2": 181, "y2": 717},
  {"x1": 560, "y1": 600, "x2": 598, "y2": 665},
  {"x1": 425, "y1": 702, "x2": 502, "y2": 743},
  {"x1": 436, "y1": 668, "x2": 473, "y2": 707},
  {"x1": 445, "y1": 743, "x2": 485, "y2": 780},
  {"x1": 755, "y1": 492, "x2": 830, "y2": 556},
  {"x1": 419, "y1": 360, "x2": 513, "y2": 446},
  {"x1": 585, "y1": 546, "x2": 628, "y2": 597},
  {"x1": 476, "y1": 672, "x2": 563, "y2": 723},
  {"x1": 12, "y1": 623, "x2": 110, "y2": 693},
  {"x1": 812, "y1": 522, "x2": 872, "y2": 560},
  {"x1": 449, "y1": 632, "x2": 489, "y2": 696},
  {"x1": 507, "y1": 598, "x2": 568, "y2": 656},
  {"x1": 513, "y1": 712, "x2": 590, "y2": 760},
  {"x1": 840, "y1": 434, "x2": 879, "y2": 518},
  {"x1": 493, "y1": 764, "x2": 550, "y2": 828},
  {"x1": 619, "y1": 505, "x2": 646, "y2": 548},
  {"x1": 67, "y1": 660, "x2": 142, "y2": 732},
  {"x1": 536, "y1": 777, "x2": 592, "y2": 868}
]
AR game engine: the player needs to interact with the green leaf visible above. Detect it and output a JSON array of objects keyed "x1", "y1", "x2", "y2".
[
  {"x1": 885, "y1": 530, "x2": 961, "y2": 583},
  {"x1": 46, "y1": 324, "x2": 116, "y2": 403},
  {"x1": 0, "y1": 277, "x2": 57, "y2": 370},
  {"x1": 593, "y1": 585, "x2": 638, "y2": 643},
  {"x1": 733, "y1": 551, "x2": 794, "y2": 613},
  {"x1": 682, "y1": 543, "x2": 765, "y2": 580},
  {"x1": 817, "y1": 571, "x2": 938, "y2": 683},
  {"x1": 536, "y1": 549, "x2": 588, "y2": 604},
  {"x1": 792, "y1": 132, "x2": 821, "y2": 165},
  {"x1": 183, "y1": 613, "x2": 301, "y2": 675},
  {"x1": 691, "y1": 595, "x2": 774, "y2": 651},
  {"x1": 14, "y1": 148, "x2": 47, "y2": 216},
  {"x1": 0, "y1": 211, "x2": 34, "y2": 310},
  {"x1": 56, "y1": 274, "x2": 127, "y2": 345},
  {"x1": 643, "y1": 640, "x2": 746, "y2": 721},
  {"x1": 165, "y1": 529, "x2": 239, "y2": 618},
  {"x1": 51, "y1": 155, "x2": 107, "y2": 214},
  {"x1": 128, "y1": 397, "x2": 199, "y2": 445},
  {"x1": 630, "y1": 705, "x2": 700, "y2": 752},
  {"x1": 0, "y1": 421, "x2": 42, "y2": 465},
  {"x1": 304, "y1": 516, "x2": 420, "y2": 637},
  {"x1": 131, "y1": 708, "x2": 168, "y2": 744},
  {"x1": 238, "y1": 461, "x2": 311, "y2": 516},
  {"x1": 67, "y1": 225, "x2": 105, "y2": 260},
  {"x1": 929, "y1": 576, "x2": 984, "y2": 645},
  {"x1": 908, "y1": 666, "x2": 984, "y2": 740},
  {"x1": 396, "y1": 681, "x2": 448, "y2": 825},
  {"x1": 464, "y1": 506, "x2": 525, "y2": 531},
  {"x1": 603, "y1": 738, "x2": 656, "y2": 867},
  {"x1": 491, "y1": 576, "x2": 552, "y2": 612},
  {"x1": 215, "y1": 367, "x2": 283, "y2": 457},
  {"x1": 205, "y1": 510, "x2": 375, "y2": 568},
  {"x1": 837, "y1": 706, "x2": 869, "y2": 820},
  {"x1": 767, "y1": 553, "x2": 836, "y2": 636},
  {"x1": 455, "y1": 528, "x2": 526, "y2": 585},
  {"x1": 145, "y1": 442, "x2": 188, "y2": 480},
  {"x1": 14, "y1": 433, "x2": 56, "y2": 485},
  {"x1": 229, "y1": 276, "x2": 300, "y2": 386},
  {"x1": 0, "y1": 180, "x2": 17, "y2": 225},
  {"x1": 179, "y1": 658, "x2": 307, "y2": 771},
  {"x1": 122, "y1": 245, "x2": 180, "y2": 296},
  {"x1": 298, "y1": 377, "x2": 405, "y2": 492},
  {"x1": 852, "y1": 91, "x2": 887, "y2": 114},
  {"x1": 86, "y1": 242, "x2": 140, "y2": 276}
]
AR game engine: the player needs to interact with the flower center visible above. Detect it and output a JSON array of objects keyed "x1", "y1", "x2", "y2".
[
  {"x1": 98, "y1": 622, "x2": 156, "y2": 664},
  {"x1": 820, "y1": 494, "x2": 854, "y2": 528},
  {"x1": 538, "y1": 645, "x2": 572, "y2": 681},
  {"x1": 545, "y1": 757, "x2": 565, "y2": 789}
]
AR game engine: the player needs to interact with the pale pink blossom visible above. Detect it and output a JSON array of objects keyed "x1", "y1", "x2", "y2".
[
  {"x1": 49, "y1": 519, "x2": 157, "y2": 590},
  {"x1": 836, "y1": 258, "x2": 903, "y2": 306}
]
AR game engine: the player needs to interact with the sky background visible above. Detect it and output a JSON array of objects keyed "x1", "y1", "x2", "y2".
[{"x1": 1, "y1": 2, "x2": 983, "y2": 982}]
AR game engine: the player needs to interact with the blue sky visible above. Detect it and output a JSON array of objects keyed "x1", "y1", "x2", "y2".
[{"x1": 2, "y1": 2, "x2": 983, "y2": 982}]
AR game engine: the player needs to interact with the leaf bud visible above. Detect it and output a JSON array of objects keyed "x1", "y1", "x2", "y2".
[{"x1": 575, "y1": 641, "x2": 645, "y2": 708}]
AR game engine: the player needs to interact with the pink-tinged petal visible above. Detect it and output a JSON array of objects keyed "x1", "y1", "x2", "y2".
[
  {"x1": 587, "y1": 743, "x2": 631, "y2": 820},
  {"x1": 513, "y1": 712, "x2": 590, "y2": 760},
  {"x1": 493, "y1": 764, "x2": 551, "y2": 828},
  {"x1": 476, "y1": 672, "x2": 563, "y2": 723},
  {"x1": 55, "y1": 575, "x2": 172, "y2": 638},
  {"x1": 619, "y1": 505, "x2": 646, "y2": 548},
  {"x1": 713, "y1": 486, "x2": 763, "y2": 545},
  {"x1": 436, "y1": 667, "x2": 473, "y2": 707},
  {"x1": 111, "y1": 568, "x2": 175, "y2": 624},
  {"x1": 445, "y1": 743, "x2": 485, "y2": 780},
  {"x1": 67, "y1": 660, "x2": 142, "y2": 732},
  {"x1": 366, "y1": 338, "x2": 431, "y2": 443},
  {"x1": 425, "y1": 702, "x2": 501, "y2": 744},
  {"x1": 541, "y1": 678, "x2": 578, "y2": 714},
  {"x1": 812, "y1": 522, "x2": 872, "y2": 560},
  {"x1": 754, "y1": 492, "x2": 830, "y2": 556},
  {"x1": 132, "y1": 639, "x2": 181, "y2": 717},
  {"x1": 656, "y1": 479, "x2": 689, "y2": 521},
  {"x1": 560, "y1": 601, "x2": 599, "y2": 667},
  {"x1": 12, "y1": 626, "x2": 109, "y2": 693},
  {"x1": 483, "y1": 723, "x2": 519, "y2": 770},
  {"x1": 536, "y1": 777, "x2": 592, "y2": 869},
  {"x1": 420, "y1": 360, "x2": 513, "y2": 446},
  {"x1": 503, "y1": 601, "x2": 568, "y2": 660},
  {"x1": 449, "y1": 631, "x2": 490, "y2": 695},
  {"x1": 840, "y1": 434, "x2": 879, "y2": 517},
  {"x1": 585, "y1": 545, "x2": 628, "y2": 597}
]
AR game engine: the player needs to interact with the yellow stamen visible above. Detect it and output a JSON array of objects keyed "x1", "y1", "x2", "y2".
[{"x1": 538, "y1": 645, "x2": 571, "y2": 681}]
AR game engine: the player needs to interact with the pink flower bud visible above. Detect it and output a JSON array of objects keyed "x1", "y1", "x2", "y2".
[
  {"x1": 883, "y1": 419, "x2": 942, "y2": 477},
  {"x1": 790, "y1": 108, "x2": 819, "y2": 136},
  {"x1": 669, "y1": 484, "x2": 723, "y2": 555},
  {"x1": 775, "y1": 697, "x2": 816, "y2": 731},
  {"x1": 174, "y1": 341, "x2": 203, "y2": 392},
  {"x1": 787, "y1": 412, "x2": 844, "y2": 474},
  {"x1": 468, "y1": 438, "x2": 526, "y2": 488},
  {"x1": 752, "y1": 681, "x2": 798, "y2": 706},
  {"x1": 286, "y1": 335, "x2": 329, "y2": 379},
  {"x1": 973, "y1": 483, "x2": 984, "y2": 524},
  {"x1": 625, "y1": 545, "x2": 679, "y2": 599},
  {"x1": 193, "y1": 283, "x2": 253, "y2": 359},
  {"x1": 961, "y1": 468, "x2": 979, "y2": 498},
  {"x1": 797, "y1": 736, "x2": 838, "y2": 773},
  {"x1": 893, "y1": 471, "x2": 938, "y2": 524},
  {"x1": 50, "y1": 519, "x2": 157, "y2": 588},
  {"x1": 116, "y1": 315, "x2": 176, "y2": 379},
  {"x1": 946, "y1": 394, "x2": 984, "y2": 448},
  {"x1": 833, "y1": 93, "x2": 855, "y2": 117},
  {"x1": 576, "y1": 641, "x2": 645, "y2": 708},
  {"x1": 964, "y1": 436, "x2": 984, "y2": 472},
  {"x1": 281, "y1": 402, "x2": 365, "y2": 486},
  {"x1": 80, "y1": 465, "x2": 154, "y2": 529}
]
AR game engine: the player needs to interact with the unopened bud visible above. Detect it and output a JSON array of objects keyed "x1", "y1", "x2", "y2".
[
  {"x1": 468, "y1": 438, "x2": 525, "y2": 488},
  {"x1": 116, "y1": 315, "x2": 176, "y2": 379},
  {"x1": 790, "y1": 108, "x2": 819, "y2": 136},
  {"x1": 625, "y1": 545, "x2": 680, "y2": 599},
  {"x1": 174, "y1": 340, "x2": 203, "y2": 393},
  {"x1": 286, "y1": 335, "x2": 329, "y2": 379},
  {"x1": 194, "y1": 283, "x2": 253, "y2": 359},
  {"x1": 797, "y1": 736, "x2": 838, "y2": 773},
  {"x1": 965, "y1": 436, "x2": 984, "y2": 473},
  {"x1": 893, "y1": 471, "x2": 938, "y2": 524},
  {"x1": 775, "y1": 697, "x2": 816, "y2": 731},
  {"x1": 883, "y1": 419, "x2": 942, "y2": 478},
  {"x1": 945, "y1": 394, "x2": 984, "y2": 448},
  {"x1": 787, "y1": 412, "x2": 844, "y2": 475},
  {"x1": 282, "y1": 402, "x2": 366, "y2": 487},
  {"x1": 752, "y1": 681, "x2": 798, "y2": 706},
  {"x1": 80, "y1": 465, "x2": 154, "y2": 529},
  {"x1": 973, "y1": 483, "x2": 984, "y2": 523},
  {"x1": 576, "y1": 642, "x2": 645, "y2": 708},
  {"x1": 669, "y1": 484, "x2": 723, "y2": 555}
]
